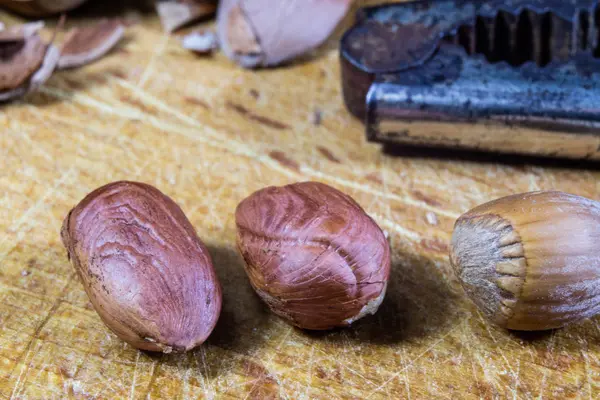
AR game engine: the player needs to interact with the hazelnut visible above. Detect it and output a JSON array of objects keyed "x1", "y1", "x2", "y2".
[
  {"x1": 61, "y1": 181, "x2": 222, "y2": 353},
  {"x1": 235, "y1": 182, "x2": 391, "y2": 330},
  {"x1": 450, "y1": 191, "x2": 600, "y2": 331}
]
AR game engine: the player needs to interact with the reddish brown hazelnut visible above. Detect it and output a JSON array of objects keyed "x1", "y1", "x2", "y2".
[
  {"x1": 235, "y1": 182, "x2": 391, "y2": 330},
  {"x1": 61, "y1": 181, "x2": 222, "y2": 353}
]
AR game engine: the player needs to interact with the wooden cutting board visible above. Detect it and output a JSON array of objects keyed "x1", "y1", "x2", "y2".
[{"x1": 1, "y1": 2, "x2": 599, "y2": 399}]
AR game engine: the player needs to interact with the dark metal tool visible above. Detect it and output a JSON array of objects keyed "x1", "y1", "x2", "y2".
[{"x1": 341, "y1": 0, "x2": 600, "y2": 160}]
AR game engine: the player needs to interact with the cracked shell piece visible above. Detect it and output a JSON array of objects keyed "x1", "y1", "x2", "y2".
[
  {"x1": 58, "y1": 19, "x2": 125, "y2": 69},
  {"x1": 218, "y1": 0, "x2": 351, "y2": 68},
  {"x1": 0, "y1": 21, "x2": 60, "y2": 102},
  {"x1": 156, "y1": 0, "x2": 216, "y2": 33}
]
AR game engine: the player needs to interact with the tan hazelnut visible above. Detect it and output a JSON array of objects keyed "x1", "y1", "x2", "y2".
[
  {"x1": 235, "y1": 182, "x2": 391, "y2": 330},
  {"x1": 61, "y1": 181, "x2": 222, "y2": 353},
  {"x1": 450, "y1": 191, "x2": 600, "y2": 331}
]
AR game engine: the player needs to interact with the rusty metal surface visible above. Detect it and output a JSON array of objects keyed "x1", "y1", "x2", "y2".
[{"x1": 341, "y1": 0, "x2": 600, "y2": 159}]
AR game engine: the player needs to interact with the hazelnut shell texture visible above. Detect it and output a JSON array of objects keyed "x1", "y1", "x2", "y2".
[
  {"x1": 236, "y1": 182, "x2": 391, "y2": 330},
  {"x1": 450, "y1": 191, "x2": 600, "y2": 331},
  {"x1": 61, "y1": 181, "x2": 222, "y2": 353}
]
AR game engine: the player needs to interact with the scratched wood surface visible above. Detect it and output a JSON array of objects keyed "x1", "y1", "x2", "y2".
[{"x1": 1, "y1": 1, "x2": 600, "y2": 399}]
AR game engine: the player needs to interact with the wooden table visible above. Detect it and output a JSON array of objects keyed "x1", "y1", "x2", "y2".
[{"x1": 1, "y1": 1, "x2": 599, "y2": 398}]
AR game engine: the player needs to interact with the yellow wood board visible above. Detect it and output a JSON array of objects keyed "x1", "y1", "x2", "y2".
[{"x1": 1, "y1": 2, "x2": 599, "y2": 399}]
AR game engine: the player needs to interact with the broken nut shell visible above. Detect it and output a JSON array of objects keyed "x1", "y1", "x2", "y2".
[
  {"x1": 61, "y1": 181, "x2": 222, "y2": 353},
  {"x1": 181, "y1": 30, "x2": 218, "y2": 54},
  {"x1": 218, "y1": 0, "x2": 352, "y2": 68},
  {"x1": 0, "y1": 21, "x2": 60, "y2": 102},
  {"x1": 156, "y1": 0, "x2": 217, "y2": 33},
  {"x1": 235, "y1": 182, "x2": 391, "y2": 330},
  {"x1": 58, "y1": 19, "x2": 125, "y2": 69},
  {"x1": 450, "y1": 191, "x2": 600, "y2": 331}
]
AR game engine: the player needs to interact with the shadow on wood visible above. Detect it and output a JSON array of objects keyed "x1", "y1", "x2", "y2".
[
  {"x1": 382, "y1": 143, "x2": 600, "y2": 171},
  {"x1": 204, "y1": 243, "x2": 271, "y2": 353},
  {"x1": 302, "y1": 251, "x2": 463, "y2": 344},
  {"x1": 144, "y1": 244, "x2": 272, "y2": 379},
  {"x1": 508, "y1": 329, "x2": 556, "y2": 341}
]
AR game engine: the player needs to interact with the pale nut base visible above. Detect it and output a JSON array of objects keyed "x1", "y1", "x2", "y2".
[
  {"x1": 344, "y1": 283, "x2": 388, "y2": 325},
  {"x1": 255, "y1": 284, "x2": 388, "y2": 329}
]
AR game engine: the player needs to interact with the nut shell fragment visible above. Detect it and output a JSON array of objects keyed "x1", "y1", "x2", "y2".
[
  {"x1": 58, "y1": 19, "x2": 125, "y2": 69},
  {"x1": 157, "y1": 0, "x2": 217, "y2": 33},
  {"x1": 25, "y1": 42, "x2": 59, "y2": 92},
  {"x1": 236, "y1": 182, "x2": 390, "y2": 330},
  {"x1": 181, "y1": 30, "x2": 218, "y2": 54},
  {"x1": 61, "y1": 181, "x2": 222, "y2": 352},
  {"x1": 0, "y1": 34, "x2": 46, "y2": 91},
  {"x1": 0, "y1": 21, "x2": 44, "y2": 42},
  {"x1": 450, "y1": 191, "x2": 600, "y2": 331},
  {"x1": 0, "y1": 21, "x2": 60, "y2": 102},
  {"x1": 218, "y1": 0, "x2": 352, "y2": 68}
]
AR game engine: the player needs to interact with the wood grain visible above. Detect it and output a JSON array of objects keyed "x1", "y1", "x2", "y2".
[{"x1": 1, "y1": 1, "x2": 600, "y2": 398}]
